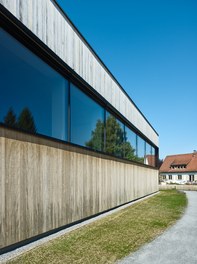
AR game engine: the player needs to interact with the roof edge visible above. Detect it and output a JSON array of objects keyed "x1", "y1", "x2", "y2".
[
  {"x1": 164, "y1": 153, "x2": 196, "y2": 158},
  {"x1": 160, "y1": 171, "x2": 197, "y2": 174}
]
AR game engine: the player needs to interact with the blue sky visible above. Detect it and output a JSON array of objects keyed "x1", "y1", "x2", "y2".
[{"x1": 57, "y1": 0, "x2": 197, "y2": 159}]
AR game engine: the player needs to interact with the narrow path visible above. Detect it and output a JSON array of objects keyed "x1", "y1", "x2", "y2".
[{"x1": 118, "y1": 191, "x2": 197, "y2": 264}]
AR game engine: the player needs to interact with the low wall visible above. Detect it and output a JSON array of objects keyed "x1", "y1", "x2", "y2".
[
  {"x1": 159, "y1": 184, "x2": 197, "y2": 191},
  {"x1": 0, "y1": 127, "x2": 158, "y2": 250}
]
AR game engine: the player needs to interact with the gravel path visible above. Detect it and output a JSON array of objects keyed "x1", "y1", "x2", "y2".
[
  {"x1": 118, "y1": 191, "x2": 197, "y2": 264},
  {"x1": 0, "y1": 192, "x2": 158, "y2": 263}
]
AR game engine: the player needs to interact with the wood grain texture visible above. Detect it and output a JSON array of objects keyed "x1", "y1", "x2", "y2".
[
  {"x1": 0, "y1": 0, "x2": 158, "y2": 146},
  {"x1": 0, "y1": 137, "x2": 6, "y2": 248},
  {"x1": 0, "y1": 129, "x2": 158, "y2": 249}
]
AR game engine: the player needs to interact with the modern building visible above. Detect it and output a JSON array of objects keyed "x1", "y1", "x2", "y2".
[
  {"x1": 160, "y1": 152, "x2": 197, "y2": 184},
  {"x1": 0, "y1": 0, "x2": 159, "y2": 253}
]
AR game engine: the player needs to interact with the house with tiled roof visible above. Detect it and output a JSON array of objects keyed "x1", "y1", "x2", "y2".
[{"x1": 160, "y1": 152, "x2": 197, "y2": 183}]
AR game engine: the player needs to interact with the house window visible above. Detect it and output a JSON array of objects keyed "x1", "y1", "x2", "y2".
[
  {"x1": 169, "y1": 175, "x2": 172, "y2": 180},
  {"x1": 178, "y1": 175, "x2": 182, "y2": 180},
  {"x1": 163, "y1": 175, "x2": 166, "y2": 180},
  {"x1": 189, "y1": 175, "x2": 194, "y2": 182}
]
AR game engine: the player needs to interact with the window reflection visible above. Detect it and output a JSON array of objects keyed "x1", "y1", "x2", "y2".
[
  {"x1": 70, "y1": 84, "x2": 104, "y2": 151},
  {"x1": 0, "y1": 28, "x2": 157, "y2": 167},
  {"x1": 137, "y1": 136, "x2": 145, "y2": 164},
  {"x1": 145, "y1": 142, "x2": 155, "y2": 166},
  {"x1": 0, "y1": 28, "x2": 68, "y2": 140},
  {"x1": 124, "y1": 126, "x2": 138, "y2": 161},
  {"x1": 105, "y1": 112, "x2": 124, "y2": 157}
]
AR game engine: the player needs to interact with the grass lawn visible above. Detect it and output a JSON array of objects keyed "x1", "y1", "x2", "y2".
[{"x1": 8, "y1": 190, "x2": 187, "y2": 264}]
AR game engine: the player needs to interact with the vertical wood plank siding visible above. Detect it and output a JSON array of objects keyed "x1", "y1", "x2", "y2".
[
  {"x1": 0, "y1": 0, "x2": 158, "y2": 146},
  {"x1": 0, "y1": 129, "x2": 158, "y2": 249}
]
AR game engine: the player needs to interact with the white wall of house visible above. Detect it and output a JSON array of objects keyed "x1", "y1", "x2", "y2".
[{"x1": 160, "y1": 173, "x2": 197, "y2": 183}]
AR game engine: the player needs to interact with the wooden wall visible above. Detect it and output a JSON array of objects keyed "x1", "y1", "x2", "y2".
[
  {"x1": 0, "y1": 127, "x2": 158, "y2": 249},
  {"x1": 0, "y1": 0, "x2": 158, "y2": 146}
]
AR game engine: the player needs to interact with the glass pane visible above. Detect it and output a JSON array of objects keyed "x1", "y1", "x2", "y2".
[
  {"x1": 145, "y1": 142, "x2": 155, "y2": 166},
  {"x1": 124, "y1": 126, "x2": 137, "y2": 161},
  {"x1": 137, "y1": 136, "x2": 145, "y2": 163},
  {"x1": 0, "y1": 29, "x2": 68, "y2": 141},
  {"x1": 70, "y1": 84, "x2": 104, "y2": 151},
  {"x1": 106, "y1": 112, "x2": 124, "y2": 157},
  {"x1": 152, "y1": 147, "x2": 156, "y2": 167}
]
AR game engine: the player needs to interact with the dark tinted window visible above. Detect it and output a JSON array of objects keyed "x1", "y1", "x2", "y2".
[
  {"x1": 137, "y1": 136, "x2": 145, "y2": 163},
  {"x1": 0, "y1": 29, "x2": 157, "y2": 166},
  {"x1": 145, "y1": 142, "x2": 155, "y2": 166},
  {"x1": 152, "y1": 146, "x2": 156, "y2": 166},
  {"x1": 124, "y1": 126, "x2": 137, "y2": 161},
  {"x1": 0, "y1": 29, "x2": 68, "y2": 140},
  {"x1": 105, "y1": 112, "x2": 124, "y2": 157},
  {"x1": 70, "y1": 83, "x2": 104, "y2": 151}
]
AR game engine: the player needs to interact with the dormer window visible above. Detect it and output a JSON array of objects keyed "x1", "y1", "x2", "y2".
[{"x1": 170, "y1": 164, "x2": 187, "y2": 169}]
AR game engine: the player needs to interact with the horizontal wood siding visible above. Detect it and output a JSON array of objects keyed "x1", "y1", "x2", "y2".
[
  {"x1": 0, "y1": 0, "x2": 158, "y2": 146},
  {"x1": 0, "y1": 128, "x2": 158, "y2": 249}
]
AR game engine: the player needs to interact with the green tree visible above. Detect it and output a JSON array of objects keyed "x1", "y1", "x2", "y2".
[
  {"x1": 17, "y1": 107, "x2": 37, "y2": 133},
  {"x1": 4, "y1": 107, "x2": 17, "y2": 128}
]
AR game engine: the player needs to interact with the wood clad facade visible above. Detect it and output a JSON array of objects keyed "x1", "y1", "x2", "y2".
[
  {"x1": 0, "y1": 0, "x2": 158, "y2": 146},
  {"x1": 0, "y1": 127, "x2": 158, "y2": 249},
  {"x1": 0, "y1": 0, "x2": 159, "y2": 251}
]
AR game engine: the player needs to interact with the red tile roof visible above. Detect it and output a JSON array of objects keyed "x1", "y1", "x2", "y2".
[{"x1": 160, "y1": 153, "x2": 197, "y2": 173}]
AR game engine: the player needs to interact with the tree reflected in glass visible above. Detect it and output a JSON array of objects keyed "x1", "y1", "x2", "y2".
[
  {"x1": 17, "y1": 107, "x2": 37, "y2": 133},
  {"x1": 105, "y1": 114, "x2": 124, "y2": 157},
  {"x1": 3, "y1": 107, "x2": 37, "y2": 134},
  {"x1": 4, "y1": 107, "x2": 17, "y2": 128},
  {"x1": 87, "y1": 114, "x2": 138, "y2": 161},
  {"x1": 86, "y1": 119, "x2": 104, "y2": 151}
]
